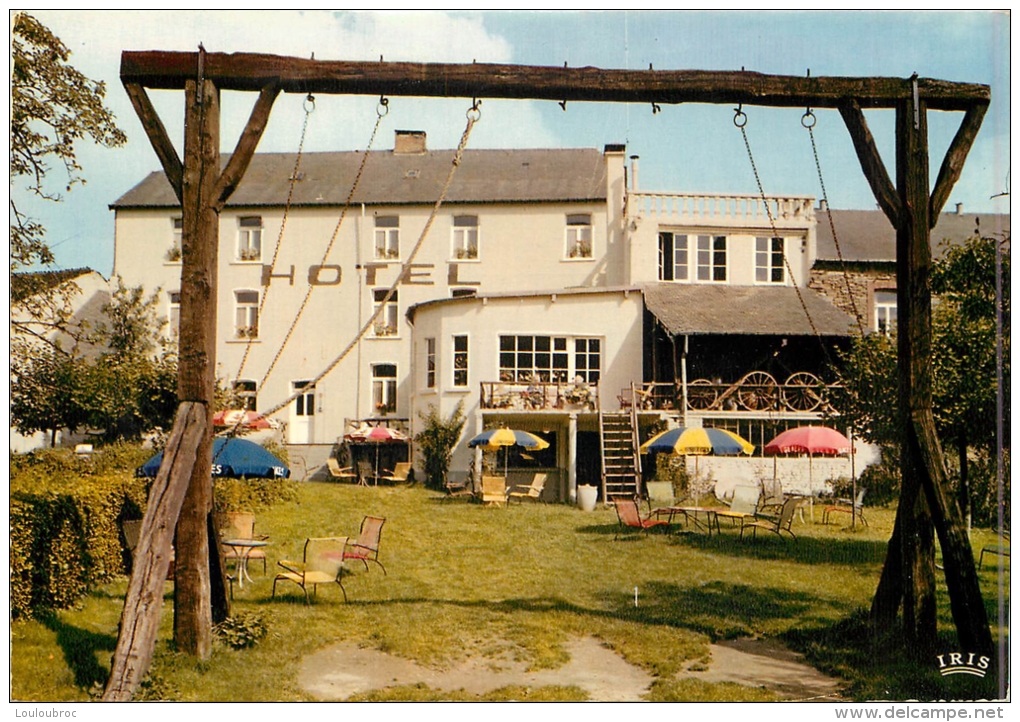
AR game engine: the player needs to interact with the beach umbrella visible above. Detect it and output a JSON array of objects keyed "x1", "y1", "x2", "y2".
[
  {"x1": 344, "y1": 425, "x2": 410, "y2": 477},
  {"x1": 137, "y1": 437, "x2": 290, "y2": 479},
  {"x1": 212, "y1": 409, "x2": 274, "y2": 430},
  {"x1": 467, "y1": 428, "x2": 549, "y2": 477},
  {"x1": 765, "y1": 425, "x2": 854, "y2": 524},
  {"x1": 640, "y1": 427, "x2": 754, "y2": 503}
]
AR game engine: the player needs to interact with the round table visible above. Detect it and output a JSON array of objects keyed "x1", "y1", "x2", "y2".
[{"x1": 222, "y1": 539, "x2": 268, "y2": 588}]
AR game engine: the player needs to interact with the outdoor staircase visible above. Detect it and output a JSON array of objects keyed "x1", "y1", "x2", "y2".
[{"x1": 599, "y1": 397, "x2": 642, "y2": 502}]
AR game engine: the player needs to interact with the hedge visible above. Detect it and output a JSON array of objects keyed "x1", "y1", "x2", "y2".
[{"x1": 10, "y1": 447, "x2": 150, "y2": 619}]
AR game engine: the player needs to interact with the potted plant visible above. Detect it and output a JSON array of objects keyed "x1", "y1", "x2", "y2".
[{"x1": 165, "y1": 245, "x2": 182, "y2": 262}]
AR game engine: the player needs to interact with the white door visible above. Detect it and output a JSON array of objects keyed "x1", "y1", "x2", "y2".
[{"x1": 288, "y1": 380, "x2": 315, "y2": 444}]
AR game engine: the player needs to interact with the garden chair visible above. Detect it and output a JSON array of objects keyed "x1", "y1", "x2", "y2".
[
  {"x1": 379, "y1": 462, "x2": 413, "y2": 485},
  {"x1": 978, "y1": 531, "x2": 1010, "y2": 568},
  {"x1": 822, "y1": 489, "x2": 868, "y2": 527},
  {"x1": 122, "y1": 519, "x2": 175, "y2": 580},
  {"x1": 714, "y1": 485, "x2": 761, "y2": 527},
  {"x1": 645, "y1": 480, "x2": 677, "y2": 520},
  {"x1": 343, "y1": 515, "x2": 387, "y2": 575},
  {"x1": 508, "y1": 473, "x2": 547, "y2": 505},
  {"x1": 612, "y1": 497, "x2": 669, "y2": 540},
  {"x1": 357, "y1": 459, "x2": 377, "y2": 486},
  {"x1": 273, "y1": 537, "x2": 349, "y2": 604},
  {"x1": 326, "y1": 457, "x2": 357, "y2": 482},
  {"x1": 758, "y1": 478, "x2": 785, "y2": 516},
  {"x1": 481, "y1": 475, "x2": 508, "y2": 506},
  {"x1": 441, "y1": 470, "x2": 475, "y2": 502},
  {"x1": 740, "y1": 496, "x2": 802, "y2": 542},
  {"x1": 219, "y1": 511, "x2": 268, "y2": 573}
]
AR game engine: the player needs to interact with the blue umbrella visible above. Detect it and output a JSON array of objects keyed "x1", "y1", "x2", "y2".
[{"x1": 137, "y1": 437, "x2": 290, "y2": 479}]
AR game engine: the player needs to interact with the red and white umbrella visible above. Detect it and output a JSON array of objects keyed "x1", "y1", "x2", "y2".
[
  {"x1": 213, "y1": 409, "x2": 274, "y2": 430},
  {"x1": 343, "y1": 425, "x2": 410, "y2": 477}
]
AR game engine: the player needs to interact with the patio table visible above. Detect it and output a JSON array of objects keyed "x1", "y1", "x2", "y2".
[
  {"x1": 222, "y1": 538, "x2": 268, "y2": 588},
  {"x1": 654, "y1": 506, "x2": 722, "y2": 535}
]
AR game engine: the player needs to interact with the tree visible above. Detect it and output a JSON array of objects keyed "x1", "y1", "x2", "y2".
[
  {"x1": 835, "y1": 233, "x2": 1010, "y2": 524},
  {"x1": 415, "y1": 402, "x2": 466, "y2": 491},
  {"x1": 10, "y1": 278, "x2": 178, "y2": 444},
  {"x1": 10, "y1": 12, "x2": 126, "y2": 276}
]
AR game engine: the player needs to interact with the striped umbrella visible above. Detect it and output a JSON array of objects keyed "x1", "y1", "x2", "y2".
[
  {"x1": 640, "y1": 427, "x2": 755, "y2": 456},
  {"x1": 467, "y1": 428, "x2": 550, "y2": 477},
  {"x1": 640, "y1": 427, "x2": 754, "y2": 504}
]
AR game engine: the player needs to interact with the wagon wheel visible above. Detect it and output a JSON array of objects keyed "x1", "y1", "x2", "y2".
[
  {"x1": 736, "y1": 371, "x2": 779, "y2": 411},
  {"x1": 686, "y1": 378, "x2": 718, "y2": 410},
  {"x1": 783, "y1": 372, "x2": 823, "y2": 412}
]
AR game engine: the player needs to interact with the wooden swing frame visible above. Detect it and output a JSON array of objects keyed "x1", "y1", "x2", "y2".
[{"x1": 105, "y1": 49, "x2": 994, "y2": 700}]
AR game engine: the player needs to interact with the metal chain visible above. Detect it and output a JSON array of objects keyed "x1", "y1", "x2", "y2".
[
  {"x1": 259, "y1": 101, "x2": 481, "y2": 421},
  {"x1": 735, "y1": 107, "x2": 828, "y2": 352},
  {"x1": 233, "y1": 95, "x2": 316, "y2": 384},
  {"x1": 804, "y1": 111, "x2": 868, "y2": 338},
  {"x1": 256, "y1": 100, "x2": 389, "y2": 392}
]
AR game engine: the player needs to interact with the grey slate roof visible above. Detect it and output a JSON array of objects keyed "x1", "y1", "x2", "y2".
[
  {"x1": 815, "y1": 209, "x2": 1010, "y2": 263},
  {"x1": 110, "y1": 148, "x2": 608, "y2": 209},
  {"x1": 642, "y1": 283, "x2": 855, "y2": 337}
]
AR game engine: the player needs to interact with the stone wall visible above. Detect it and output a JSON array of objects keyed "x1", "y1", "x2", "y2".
[{"x1": 809, "y1": 266, "x2": 896, "y2": 333}]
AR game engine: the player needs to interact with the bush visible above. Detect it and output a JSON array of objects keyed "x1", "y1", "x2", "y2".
[
  {"x1": 10, "y1": 449, "x2": 149, "y2": 619},
  {"x1": 214, "y1": 611, "x2": 268, "y2": 649},
  {"x1": 415, "y1": 402, "x2": 465, "y2": 490}
]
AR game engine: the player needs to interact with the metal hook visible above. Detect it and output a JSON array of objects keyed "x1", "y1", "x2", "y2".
[
  {"x1": 377, "y1": 95, "x2": 389, "y2": 117},
  {"x1": 801, "y1": 109, "x2": 816, "y2": 129},
  {"x1": 651, "y1": 102, "x2": 662, "y2": 115},
  {"x1": 467, "y1": 98, "x2": 482, "y2": 122},
  {"x1": 558, "y1": 100, "x2": 568, "y2": 111},
  {"x1": 303, "y1": 94, "x2": 316, "y2": 114}
]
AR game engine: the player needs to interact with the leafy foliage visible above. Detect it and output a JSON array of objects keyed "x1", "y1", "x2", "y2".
[
  {"x1": 11, "y1": 278, "x2": 178, "y2": 444},
  {"x1": 11, "y1": 12, "x2": 126, "y2": 272},
  {"x1": 10, "y1": 445, "x2": 150, "y2": 619},
  {"x1": 414, "y1": 402, "x2": 466, "y2": 490},
  {"x1": 831, "y1": 233, "x2": 1010, "y2": 525},
  {"x1": 214, "y1": 612, "x2": 268, "y2": 649}
]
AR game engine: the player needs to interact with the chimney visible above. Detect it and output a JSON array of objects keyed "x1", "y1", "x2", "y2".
[
  {"x1": 629, "y1": 155, "x2": 640, "y2": 191},
  {"x1": 394, "y1": 130, "x2": 427, "y2": 155},
  {"x1": 819, "y1": 199, "x2": 828, "y2": 211},
  {"x1": 955, "y1": 202, "x2": 964, "y2": 215}
]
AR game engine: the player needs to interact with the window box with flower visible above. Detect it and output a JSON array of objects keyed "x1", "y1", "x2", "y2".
[
  {"x1": 165, "y1": 245, "x2": 182, "y2": 263},
  {"x1": 373, "y1": 323, "x2": 398, "y2": 337},
  {"x1": 235, "y1": 325, "x2": 259, "y2": 340},
  {"x1": 237, "y1": 248, "x2": 261, "y2": 262}
]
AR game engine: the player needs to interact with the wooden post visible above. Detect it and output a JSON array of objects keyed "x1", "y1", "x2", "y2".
[
  {"x1": 894, "y1": 96, "x2": 938, "y2": 655},
  {"x1": 173, "y1": 75, "x2": 220, "y2": 659},
  {"x1": 103, "y1": 402, "x2": 206, "y2": 701}
]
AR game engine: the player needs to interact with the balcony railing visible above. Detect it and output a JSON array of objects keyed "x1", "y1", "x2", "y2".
[
  {"x1": 628, "y1": 192, "x2": 814, "y2": 227},
  {"x1": 619, "y1": 372, "x2": 842, "y2": 414},
  {"x1": 480, "y1": 380, "x2": 599, "y2": 412}
]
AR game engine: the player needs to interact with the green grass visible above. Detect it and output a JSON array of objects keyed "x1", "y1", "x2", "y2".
[{"x1": 9, "y1": 482, "x2": 1010, "y2": 702}]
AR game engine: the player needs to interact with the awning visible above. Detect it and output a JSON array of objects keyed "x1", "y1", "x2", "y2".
[{"x1": 642, "y1": 283, "x2": 856, "y2": 337}]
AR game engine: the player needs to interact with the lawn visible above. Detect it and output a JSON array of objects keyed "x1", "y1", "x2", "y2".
[{"x1": 9, "y1": 480, "x2": 1010, "y2": 702}]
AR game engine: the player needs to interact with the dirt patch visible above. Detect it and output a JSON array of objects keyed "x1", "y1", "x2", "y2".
[
  {"x1": 298, "y1": 636, "x2": 654, "y2": 701},
  {"x1": 298, "y1": 635, "x2": 844, "y2": 702},
  {"x1": 678, "y1": 637, "x2": 845, "y2": 701}
]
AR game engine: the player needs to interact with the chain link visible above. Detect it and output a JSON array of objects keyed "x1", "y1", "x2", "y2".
[
  {"x1": 806, "y1": 122, "x2": 867, "y2": 338},
  {"x1": 233, "y1": 97, "x2": 316, "y2": 385},
  {"x1": 260, "y1": 104, "x2": 480, "y2": 421},
  {"x1": 737, "y1": 116, "x2": 829, "y2": 357}
]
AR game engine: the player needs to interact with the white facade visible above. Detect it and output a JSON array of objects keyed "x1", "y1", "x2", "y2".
[{"x1": 108, "y1": 132, "x2": 860, "y2": 496}]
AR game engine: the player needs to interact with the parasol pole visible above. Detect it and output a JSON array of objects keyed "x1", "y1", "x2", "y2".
[{"x1": 850, "y1": 426, "x2": 857, "y2": 529}]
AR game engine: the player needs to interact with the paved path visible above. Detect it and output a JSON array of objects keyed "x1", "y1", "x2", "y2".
[{"x1": 298, "y1": 635, "x2": 844, "y2": 701}]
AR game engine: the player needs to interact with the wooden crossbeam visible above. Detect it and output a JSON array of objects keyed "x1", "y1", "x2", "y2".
[{"x1": 120, "y1": 51, "x2": 990, "y2": 111}]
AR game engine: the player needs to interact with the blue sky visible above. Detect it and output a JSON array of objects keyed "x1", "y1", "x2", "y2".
[{"x1": 14, "y1": 10, "x2": 1010, "y2": 277}]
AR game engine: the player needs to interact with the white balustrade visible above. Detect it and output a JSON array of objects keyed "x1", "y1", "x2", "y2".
[{"x1": 629, "y1": 192, "x2": 814, "y2": 227}]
